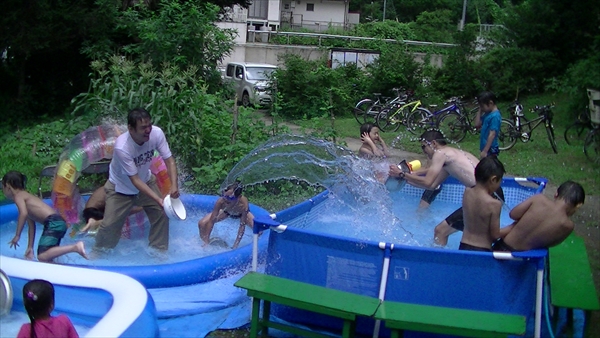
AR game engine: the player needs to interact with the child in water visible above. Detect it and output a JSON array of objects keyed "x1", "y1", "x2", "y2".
[
  {"x1": 358, "y1": 123, "x2": 390, "y2": 159},
  {"x1": 460, "y1": 157, "x2": 506, "y2": 251},
  {"x1": 198, "y1": 181, "x2": 254, "y2": 249},
  {"x1": 17, "y1": 279, "x2": 79, "y2": 338},
  {"x1": 3, "y1": 171, "x2": 88, "y2": 262}
]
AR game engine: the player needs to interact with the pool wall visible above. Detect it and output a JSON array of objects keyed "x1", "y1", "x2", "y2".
[
  {"x1": 262, "y1": 177, "x2": 549, "y2": 337},
  {"x1": 1, "y1": 256, "x2": 158, "y2": 338}
]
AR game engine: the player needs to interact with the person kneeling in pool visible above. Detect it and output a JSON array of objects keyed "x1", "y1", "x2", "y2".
[
  {"x1": 80, "y1": 184, "x2": 143, "y2": 234},
  {"x1": 198, "y1": 181, "x2": 254, "y2": 249},
  {"x1": 493, "y1": 180, "x2": 585, "y2": 252},
  {"x1": 3, "y1": 171, "x2": 88, "y2": 262}
]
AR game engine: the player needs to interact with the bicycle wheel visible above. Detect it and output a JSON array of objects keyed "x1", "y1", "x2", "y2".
[
  {"x1": 354, "y1": 99, "x2": 375, "y2": 125},
  {"x1": 377, "y1": 107, "x2": 402, "y2": 132},
  {"x1": 467, "y1": 106, "x2": 480, "y2": 135},
  {"x1": 584, "y1": 129, "x2": 600, "y2": 164},
  {"x1": 564, "y1": 122, "x2": 591, "y2": 146},
  {"x1": 498, "y1": 119, "x2": 517, "y2": 150},
  {"x1": 407, "y1": 108, "x2": 433, "y2": 135},
  {"x1": 438, "y1": 112, "x2": 467, "y2": 143},
  {"x1": 545, "y1": 124, "x2": 558, "y2": 154}
]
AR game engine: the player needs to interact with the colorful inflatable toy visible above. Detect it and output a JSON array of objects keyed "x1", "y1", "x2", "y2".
[{"x1": 51, "y1": 125, "x2": 172, "y2": 235}]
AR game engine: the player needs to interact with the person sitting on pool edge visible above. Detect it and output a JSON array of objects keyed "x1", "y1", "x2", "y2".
[
  {"x1": 460, "y1": 156, "x2": 507, "y2": 251},
  {"x1": 493, "y1": 180, "x2": 585, "y2": 252},
  {"x1": 198, "y1": 181, "x2": 255, "y2": 249}
]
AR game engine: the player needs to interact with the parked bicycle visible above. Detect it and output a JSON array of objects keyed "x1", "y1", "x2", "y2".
[
  {"x1": 564, "y1": 109, "x2": 593, "y2": 146},
  {"x1": 354, "y1": 88, "x2": 407, "y2": 125},
  {"x1": 406, "y1": 97, "x2": 466, "y2": 137},
  {"x1": 375, "y1": 92, "x2": 422, "y2": 133},
  {"x1": 583, "y1": 88, "x2": 600, "y2": 164},
  {"x1": 498, "y1": 102, "x2": 558, "y2": 153},
  {"x1": 436, "y1": 97, "x2": 480, "y2": 143}
]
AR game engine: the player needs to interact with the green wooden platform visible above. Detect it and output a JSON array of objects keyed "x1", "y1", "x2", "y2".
[
  {"x1": 234, "y1": 272, "x2": 381, "y2": 338},
  {"x1": 374, "y1": 300, "x2": 526, "y2": 338},
  {"x1": 549, "y1": 233, "x2": 599, "y2": 311}
]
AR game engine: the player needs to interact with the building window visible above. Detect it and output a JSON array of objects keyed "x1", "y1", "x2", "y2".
[
  {"x1": 284, "y1": 3, "x2": 290, "y2": 9},
  {"x1": 306, "y1": 3, "x2": 314, "y2": 11}
]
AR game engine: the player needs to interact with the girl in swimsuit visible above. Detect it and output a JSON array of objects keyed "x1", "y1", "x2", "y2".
[{"x1": 197, "y1": 181, "x2": 254, "y2": 249}]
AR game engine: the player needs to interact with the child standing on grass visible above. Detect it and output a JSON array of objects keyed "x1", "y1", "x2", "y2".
[
  {"x1": 460, "y1": 156, "x2": 506, "y2": 252},
  {"x1": 475, "y1": 91, "x2": 502, "y2": 159},
  {"x1": 3, "y1": 171, "x2": 88, "y2": 262},
  {"x1": 17, "y1": 279, "x2": 79, "y2": 338}
]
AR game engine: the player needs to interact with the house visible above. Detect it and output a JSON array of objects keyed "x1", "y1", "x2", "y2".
[{"x1": 219, "y1": 0, "x2": 358, "y2": 38}]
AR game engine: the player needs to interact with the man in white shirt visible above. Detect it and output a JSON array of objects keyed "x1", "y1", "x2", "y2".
[{"x1": 94, "y1": 108, "x2": 179, "y2": 251}]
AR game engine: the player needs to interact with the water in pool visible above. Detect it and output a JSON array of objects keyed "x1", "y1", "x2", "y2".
[{"x1": 0, "y1": 209, "x2": 251, "y2": 266}]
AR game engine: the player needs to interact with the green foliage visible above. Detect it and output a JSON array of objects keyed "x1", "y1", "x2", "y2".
[
  {"x1": 478, "y1": 47, "x2": 558, "y2": 99},
  {"x1": 275, "y1": 54, "x2": 352, "y2": 121},
  {"x1": 364, "y1": 44, "x2": 423, "y2": 95},
  {"x1": 70, "y1": 56, "x2": 271, "y2": 191},
  {"x1": 425, "y1": 26, "x2": 484, "y2": 98},
  {"x1": 353, "y1": 21, "x2": 417, "y2": 41},
  {"x1": 410, "y1": 10, "x2": 456, "y2": 43}
]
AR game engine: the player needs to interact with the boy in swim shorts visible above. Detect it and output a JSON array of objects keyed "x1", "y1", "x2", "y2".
[
  {"x1": 460, "y1": 157, "x2": 506, "y2": 251},
  {"x1": 198, "y1": 181, "x2": 255, "y2": 249},
  {"x1": 3, "y1": 171, "x2": 88, "y2": 262},
  {"x1": 492, "y1": 180, "x2": 585, "y2": 252}
]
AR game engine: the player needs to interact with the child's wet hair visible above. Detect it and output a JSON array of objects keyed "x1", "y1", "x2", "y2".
[
  {"x1": 474, "y1": 156, "x2": 505, "y2": 183},
  {"x1": 359, "y1": 123, "x2": 376, "y2": 137},
  {"x1": 224, "y1": 180, "x2": 244, "y2": 197},
  {"x1": 419, "y1": 130, "x2": 447, "y2": 146},
  {"x1": 2, "y1": 171, "x2": 27, "y2": 189},
  {"x1": 557, "y1": 180, "x2": 585, "y2": 206},
  {"x1": 23, "y1": 279, "x2": 55, "y2": 336}
]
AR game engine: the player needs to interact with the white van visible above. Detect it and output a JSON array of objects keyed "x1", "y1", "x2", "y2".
[{"x1": 223, "y1": 62, "x2": 277, "y2": 107}]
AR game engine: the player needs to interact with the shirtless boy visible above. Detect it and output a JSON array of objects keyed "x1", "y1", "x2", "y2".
[
  {"x1": 389, "y1": 130, "x2": 482, "y2": 244},
  {"x1": 493, "y1": 180, "x2": 585, "y2": 251},
  {"x1": 3, "y1": 171, "x2": 88, "y2": 262},
  {"x1": 460, "y1": 157, "x2": 506, "y2": 251},
  {"x1": 198, "y1": 181, "x2": 254, "y2": 249}
]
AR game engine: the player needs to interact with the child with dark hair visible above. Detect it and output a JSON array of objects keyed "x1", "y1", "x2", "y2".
[
  {"x1": 79, "y1": 184, "x2": 143, "y2": 234},
  {"x1": 493, "y1": 180, "x2": 585, "y2": 252},
  {"x1": 475, "y1": 91, "x2": 501, "y2": 159},
  {"x1": 2, "y1": 171, "x2": 88, "y2": 262},
  {"x1": 358, "y1": 123, "x2": 390, "y2": 159},
  {"x1": 17, "y1": 279, "x2": 79, "y2": 338},
  {"x1": 197, "y1": 181, "x2": 254, "y2": 249},
  {"x1": 460, "y1": 156, "x2": 506, "y2": 251}
]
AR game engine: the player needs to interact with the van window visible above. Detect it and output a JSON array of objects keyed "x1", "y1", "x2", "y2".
[
  {"x1": 226, "y1": 64, "x2": 234, "y2": 77},
  {"x1": 235, "y1": 66, "x2": 244, "y2": 79}
]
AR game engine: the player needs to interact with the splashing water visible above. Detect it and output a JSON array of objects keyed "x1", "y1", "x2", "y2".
[{"x1": 221, "y1": 134, "x2": 415, "y2": 244}]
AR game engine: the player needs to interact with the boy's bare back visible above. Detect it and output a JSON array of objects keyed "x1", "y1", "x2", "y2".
[
  {"x1": 13, "y1": 190, "x2": 57, "y2": 224},
  {"x1": 461, "y1": 186, "x2": 502, "y2": 249},
  {"x1": 503, "y1": 194, "x2": 573, "y2": 251}
]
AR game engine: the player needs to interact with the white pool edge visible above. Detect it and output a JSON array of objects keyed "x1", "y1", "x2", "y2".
[{"x1": 0, "y1": 255, "x2": 148, "y2": 338}]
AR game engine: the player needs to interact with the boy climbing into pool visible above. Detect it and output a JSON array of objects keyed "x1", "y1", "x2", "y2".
[
  {"x1": 460, "y1": 157, "x2": 506, "y2": 251},
  {"x1": 2, "y1": 171, "x2": 88, "y2": 262},
  {"x1": 198, "y1": 181, "x2": 254, "y2": 249},
  {"x1": 493, "y1": 180, "x2": 585, "y2": 251}
]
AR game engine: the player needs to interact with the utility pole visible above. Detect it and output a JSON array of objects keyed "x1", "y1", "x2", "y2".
[
  {"x1": 383, "y1": 0, "x2": 386, "y2": 21},
  {"x1": 460, "y1": 0, "x2": 467, "y2": 30}
]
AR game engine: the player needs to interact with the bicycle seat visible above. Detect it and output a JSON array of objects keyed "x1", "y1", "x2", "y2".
[
  {"x1": 372, "y1": 93, "x2": 381, "y2": 96},
  {"x1": 429, "y1": 104, "x2": 438, "y2": 109}
]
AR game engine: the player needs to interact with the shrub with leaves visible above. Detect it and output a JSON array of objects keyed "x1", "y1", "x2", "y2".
[{"x1": 71, "y1": 56, "x2": 271, "y2": 192}]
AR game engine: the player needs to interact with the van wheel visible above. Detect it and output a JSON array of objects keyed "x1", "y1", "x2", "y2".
[{"x1": 242, "y1": 92, "x2": 251, "y2": 107}]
